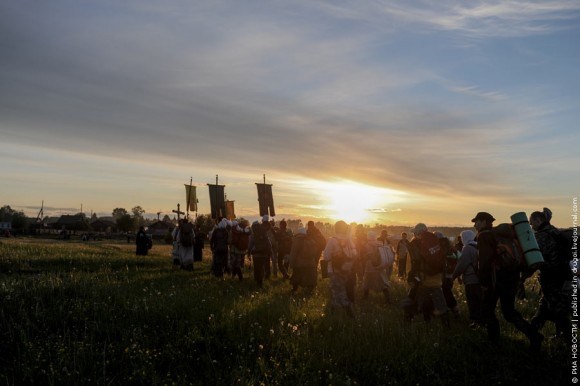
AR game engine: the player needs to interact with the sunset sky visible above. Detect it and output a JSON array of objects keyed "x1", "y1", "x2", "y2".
[{"x1": 1, "y1": 1, "x2": 579, "y2": 227}]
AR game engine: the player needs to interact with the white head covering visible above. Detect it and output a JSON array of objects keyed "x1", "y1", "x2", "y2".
[
  {"x1": 218, "y1": 218, "x2": 229, "y2": 229},
  {"x1": 262, "y1": 215, "x2": 269, "y2": 223},
  {"x1": 460, "y1": 230, "x2": 476, "y2": 246},
  {"x1": 296, "y1": 227, "x2": 307, "y2": 235}
]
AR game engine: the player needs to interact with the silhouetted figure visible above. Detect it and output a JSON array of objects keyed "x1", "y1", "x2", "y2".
[{"x1": 135, "y1": 226, "x2": 150, "y2": 256}]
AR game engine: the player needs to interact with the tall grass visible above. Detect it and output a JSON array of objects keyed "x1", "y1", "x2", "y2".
[{"x1": 0, "y1": 239, "x2": 570, "y2": 385}]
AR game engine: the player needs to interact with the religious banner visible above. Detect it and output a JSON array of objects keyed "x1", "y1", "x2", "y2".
[
  {"x1": 207, "y1": 184, "x2": 226, "y2": 219},
  {"x1": 256, "y1": 183, "x2": 275, "y2": 217},
  {"x1": 184, "y1": 184, "x2": 198, "y2": 212},
  {"x1": 225, "y1": 200, "x2": 236, "y2": 221}
]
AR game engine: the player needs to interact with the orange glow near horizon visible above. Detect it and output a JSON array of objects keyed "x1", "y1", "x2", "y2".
[{"x1": 309, "y1": 179, "x2": 407, "y2": 224}]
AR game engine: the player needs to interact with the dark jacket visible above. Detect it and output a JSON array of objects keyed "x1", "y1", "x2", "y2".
[
  {"x1": 307, "y1": 226, "x2": 327, "y2": 257},
  {"x1": 475, "y1": 226, "x2": 496, "y2": 287},
  {"x1": 535, "y1": 222, "x2": 572, "y2": 284},
  {"x1": 289, "y1": 234, "x2": 318, "y2": 269}
]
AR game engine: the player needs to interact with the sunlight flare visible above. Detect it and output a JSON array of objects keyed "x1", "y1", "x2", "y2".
[{"x1": 306, "y1": 179, "x2": 407, "y2": 223}]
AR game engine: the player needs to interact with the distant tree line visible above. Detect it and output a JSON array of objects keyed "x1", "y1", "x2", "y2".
[{"x1": 1, "y1": 204, "x2": 471, "y2": 240}]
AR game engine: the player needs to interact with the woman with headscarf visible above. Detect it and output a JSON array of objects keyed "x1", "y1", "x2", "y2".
[{"x1": 452, "y1": 230, "x2": 482, "y2": 325}]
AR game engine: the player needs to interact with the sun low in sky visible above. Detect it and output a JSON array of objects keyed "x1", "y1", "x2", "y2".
[{"x1": 308, "y1": 180, "x2": 407, "y2": 224}]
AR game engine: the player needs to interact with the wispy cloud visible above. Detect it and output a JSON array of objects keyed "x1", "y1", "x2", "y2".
[{"x1": 311, "y1": 0, "x2": 580, "y2": 38}]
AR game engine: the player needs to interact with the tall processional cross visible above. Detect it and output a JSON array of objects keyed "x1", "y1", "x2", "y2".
[{"x1": 172, "y1": 203, "x2": 185, "y2": 221}]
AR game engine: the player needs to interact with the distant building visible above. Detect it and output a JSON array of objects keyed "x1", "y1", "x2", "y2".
[
  {"x1": 0, "y1": 221, "x2": 11, "y2": 231},
  {"x1": 90, "y1": 218, "x2": 117, "y2": 233},
  {"x1": 148, "y1": 220, "x2": 175, "y2": 237},
  {"x1": 91, "y1": 218, "x2": 118, "y2": 233},
  {"x1": 54, "y1": 215, "x2": 87, "y2": 232}
]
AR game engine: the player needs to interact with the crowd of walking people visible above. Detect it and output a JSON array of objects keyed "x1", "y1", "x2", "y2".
[{"x1": 166, "y1": 207, "x2": 574, "y2": 351}]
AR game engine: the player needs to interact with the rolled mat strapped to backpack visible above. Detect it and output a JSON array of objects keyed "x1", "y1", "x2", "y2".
[{"x1": 510, "y1": 212, "x2": 544, "y2": 269}]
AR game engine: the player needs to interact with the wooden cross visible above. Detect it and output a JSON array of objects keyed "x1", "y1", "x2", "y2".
[{"x1": 172, "y1": 203, "x2": 185, "y2": 221}]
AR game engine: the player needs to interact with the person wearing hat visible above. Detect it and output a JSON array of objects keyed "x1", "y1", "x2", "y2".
[
  {"x1": 473, "y1": 212, "x2": 543, "y2": 351},
  {"x1": 405, "y1": 223, "x2": 449, "y2": 326}
]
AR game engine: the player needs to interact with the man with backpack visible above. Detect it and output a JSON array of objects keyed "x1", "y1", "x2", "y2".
[
  {"x1": 406, "y1": 223, "x2": 449, "y2": 326},
  {"x1": 473, "y1": 211, "x2": 543, "y2": 351},
  {"x1": 529, "y1": 210, "x2": 573, "y2": 341}
]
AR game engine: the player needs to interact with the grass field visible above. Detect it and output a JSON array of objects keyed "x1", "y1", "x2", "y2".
[{"x1": 0, "y1": 238, "x2": 571, "y2": 385}]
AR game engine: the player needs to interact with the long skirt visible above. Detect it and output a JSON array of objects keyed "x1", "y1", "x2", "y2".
[
  {"x1": 176, "y1": 245, "x2": 194, "y2": 268},
  {"x1": 291, "y1": 266, "x2": 317, "y2": 288}
]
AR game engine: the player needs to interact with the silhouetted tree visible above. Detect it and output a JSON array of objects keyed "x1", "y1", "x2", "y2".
[
  {"x1": 116, "y1": 214, "x2": 134, "y2": 232},
  {"x1": 112, "y1": 208, "x2": 128, "y2": 220},
  {"x1": 131, "y1": 206, "x2": 145, "y2": 228}
]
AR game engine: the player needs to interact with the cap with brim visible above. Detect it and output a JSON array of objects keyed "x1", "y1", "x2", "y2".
[
  {"x1": 471, "y1": 212, "x2": 495, "y2": 223},
  {"x1": 411, "y1": 223, "x2": 427, "y2": 234}
]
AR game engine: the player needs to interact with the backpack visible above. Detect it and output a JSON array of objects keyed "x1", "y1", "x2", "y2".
[
  {"x1": 231, "y1": 228, "x2": 250, "y2": 251},
  {"x1": 276, "y1": 229, "x2": 293, "y2": 254},
  {"x1": 302, "y1": 236, "x2": 319, "y2": 265},
  {"x1": 251, "y1": 223, "x2": 271, "y2": 254},
  {"x1": 489, "y1": 223, "x2": 526, "y2": 271},
  {"x1": 212, "y1": 228, "x2": 229, "y2": 253},
  {"x1": 332, "y1": 238, "x2": 354, "y2": 273},
  {"x1": 308, "y1": 228, "x2": 327, "y2": 254},
  {"x1": 549, "y1": 227, "x2": 574, "y2": 262},
  {"x1": 179, "y1": 222, "x2": 194, "y2": 247},
  {"x1": 419, "y1": 232, "x2": 446, "y2": 275}
]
